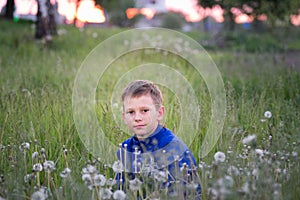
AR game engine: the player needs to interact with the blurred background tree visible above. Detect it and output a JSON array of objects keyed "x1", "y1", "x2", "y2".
[
  {"x1": 4, "y1": 0, "x2": 14, "y2": 19},
  {"x1": 198, "y1": 0, "x2": 300, "y2": 30},
  {"x1": 96, "y1": 0, "x2": 135, "y2": 27}
]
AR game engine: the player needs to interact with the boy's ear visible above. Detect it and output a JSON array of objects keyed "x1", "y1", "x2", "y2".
[
  {"x1": 157, "y1": 106, "x2": 165, "y2": 120},
  {"x1": 122, "y1": 112, "x2": 125, "y2": 122}
]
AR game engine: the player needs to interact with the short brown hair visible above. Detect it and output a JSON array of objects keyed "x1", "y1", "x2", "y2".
[{"x1": 121, "y1": 80, "x2": 163, "y2": 109}]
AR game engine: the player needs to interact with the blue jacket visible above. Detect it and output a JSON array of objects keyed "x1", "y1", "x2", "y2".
[{"x1": 117, "y1": 125, "x2": 201, "y2": 198}]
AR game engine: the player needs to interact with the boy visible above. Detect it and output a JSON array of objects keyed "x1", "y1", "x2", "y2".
[{"x1": 117, "y1": 80, "x2": 201, "y2": 198}]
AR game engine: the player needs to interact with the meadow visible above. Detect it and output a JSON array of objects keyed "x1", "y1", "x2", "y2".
[{"x1": 0, "y1": 20, "x2": 299, "y2": 199}]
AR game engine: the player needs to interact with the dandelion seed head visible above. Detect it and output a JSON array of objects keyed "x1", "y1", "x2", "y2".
[
  {"x1": 186, "y1": 182, "x2": 199, "y2": 190},
  {"x1": 60, "y1": 168, "x2": 71, "y2": 178},
  {"x1": 242, "y1": 134, "x2": 257, "y2": 145},
  {"x1": 92, "y1": 32, "x2": 98, "y2": 38},
  {"x1": 43, "y1": 161, "x2": 55, "y2": 172},
  {"x1": 242, "y1": 181, "x2": 249, "y2": 194},
  {"x1": 208, "y1": 187, "x2": 219, "y2": 199},
  {"x1": 112, "y1": 161, "x2": 124, "y2": 173},
  {"x1": 255, "y1": 149, "x2": 264, "y2": 157},
  {"x1": 99, "y1": 188, "x2": 112, "y2": 199},
  {"x1": 292, "y1": 151, "x2": 298, "y2": 157},
  {"x1": 153, "y1": 169, "x2": 168, "y2": 182},
  {"x1": 113, "y1": 190, "x2": 126, "y2": 200},
  {"x1": 264, "y1": 111, "x2": 272, "y2": 119},
  {"x1": 82, "y1": 174, "x2": 93, "y2": 190},
  {"x1": 82, "y1": 173, "x2": 92, "y2": 182},
  {"x1": 94, "y1": 174, "x2": 106, "y2": 187},
  {"x1": 19, "y1": 142, "x2": 30, "y2": 151},
  {"x1": 0, "y1": 174, "x2": 4, "y2": 183},
  {"x1": 82, "y1": 164, "x2": 97, "y2": 174},
  {"x1": 252, "y1": 168, "x2": 259, "y2": 179},
  {"x1": 32, "y1": 152, "x2": 39, "y2": 160},
  {"x1": 260, "y1": 118, "x2": 266, "y2": 123},
  {"x1": 227, "y1": 165, "x2": 240, "y2": 176},
  {"x1": 32, "y1": 163, "x2": 43, "y2": 172},
  {"x1": 129, "y1": 178, "x2": 142, "y2": 191},
  {"x1": 279, "y1": 121, "x2": 284, "y2": 127},
  {"x1": 106, "y1": 178, "x2": 116, "y2": 187},
  {"x1": 214, "y1": 151, "x2": 226, "y2": 162},
  {"x1": 112, "y1": 102, "x2": 118, "y2": 108},
  {"x1": 24, "y1": 174, "x2": 35, "y2": 183},
  {"x1": 31, "y1": 187, "x2": 48, "y2": 200}
]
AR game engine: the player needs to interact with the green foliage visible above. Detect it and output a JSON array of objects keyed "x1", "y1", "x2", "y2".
[
  {"x1": 198, "y1": 0, "x2": 300, "y2": 28},
  {"x1": 160, "y1": 12, "x2": 186, "y2": 30},
  {"x1": 96, "y1": 0, "x2": 135, "y2": 27},
  {"x1": 201, "y1": 26, "x2": 300, "y2": 52}
]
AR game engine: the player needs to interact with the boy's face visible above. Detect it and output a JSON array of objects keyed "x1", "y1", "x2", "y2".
[{"x1": 122, "y1": 93, "x2": 164, "y2": 140}]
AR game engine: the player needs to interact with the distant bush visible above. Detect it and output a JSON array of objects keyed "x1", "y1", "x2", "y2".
[{"x1": 160, "y1": 12, "x2": 185, "y2": 30}]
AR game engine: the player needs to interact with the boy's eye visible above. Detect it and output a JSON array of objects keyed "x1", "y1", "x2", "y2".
[
  {"x1": 142, "y1": 109, "x2": 149, "y2": 113},
  {"x1": 127, "y1": 111, "x2": 134, "y2": 114}
]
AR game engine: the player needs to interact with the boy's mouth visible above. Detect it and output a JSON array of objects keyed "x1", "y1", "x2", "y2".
[{"x1": 134, "y1": 124, "x2": 146, "y2": 128}]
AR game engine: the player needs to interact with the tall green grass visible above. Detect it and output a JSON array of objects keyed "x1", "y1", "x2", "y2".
[{"x1": 0, "y1": 20, "x2": 299, "y2": 199}]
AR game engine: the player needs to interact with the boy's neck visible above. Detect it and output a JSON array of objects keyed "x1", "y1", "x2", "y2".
[{"x1": 136, "y1": 124, "x2": 162, "y2": 140}]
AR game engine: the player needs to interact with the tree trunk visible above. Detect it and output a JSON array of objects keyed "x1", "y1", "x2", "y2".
[
  {"x1": 48, "y1": 2, "x2": 57, "y2": 35},
  {"x1": 73, "y1": 0, "x2": 81, "y2": 26},
  {"x1": 35, "y1": 0, "x2": 57, "y2": 42},
  {"x1": 5, "y1": 0, "x2": 14, "y2": 19}
]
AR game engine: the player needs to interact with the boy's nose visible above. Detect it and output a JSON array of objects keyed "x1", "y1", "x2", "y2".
[{"x1": 134, "y1": 113, "x2": 142, "y2": 121}]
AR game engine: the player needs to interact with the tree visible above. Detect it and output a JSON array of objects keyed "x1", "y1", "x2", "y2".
[
  {"x1": 96, "y1": 0, "x2": 135, "y2": 27},
  {"x1": 4, "y1": 0, "x2": 15, "y2": 19},
  {"x1": 35, "y1": 0, "x2": 57, "y2": 42},
  {"x1": 198, "y1": 0, "x2": 242, "y2": 30},
  {"x1": 73, "y1": 0, "x2": 81, "y2": 26},
  {"x1": 240, "y1": 0, "x2": 300, "y2": 27}
]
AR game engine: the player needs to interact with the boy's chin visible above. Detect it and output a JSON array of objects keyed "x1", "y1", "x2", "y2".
[{"x1": 135, "y1": 133, "x2": 150, "y2": 139}]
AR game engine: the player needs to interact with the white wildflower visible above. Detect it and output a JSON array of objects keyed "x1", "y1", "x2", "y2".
[
  {"x1": 129, "y1": 178, "x2": 143, "y2": 191},
  {"x1": 113, "y1": 190, "x2": 126, "y2": 200},
  {"x1": 99, "y1": 188, "x2": 112, "y2": 199},
  {"x1": 112, "y1": 161, "x2": 124, "y2": 173},
  {"x1": 33, "y1": 163, "x2": 43, "y2": 172},
  {"x1": 43, "y1": 161, "x2": 55, "y2": 172},
  {"x1": 264, "y1": 111, "x2": 272, "y2": 119},
  {"x1": 214, "y1": 151, "x2": 226, "y2": 162},
  {"x1": 60, "y1": 167, "x2": 71, "y2": 178},
  {"x1": 292, "y1": 151, "x2": 298, "y2": 157},
  {"x1": 242, "y1": 134, "x2": 257, "y2": 145}
]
